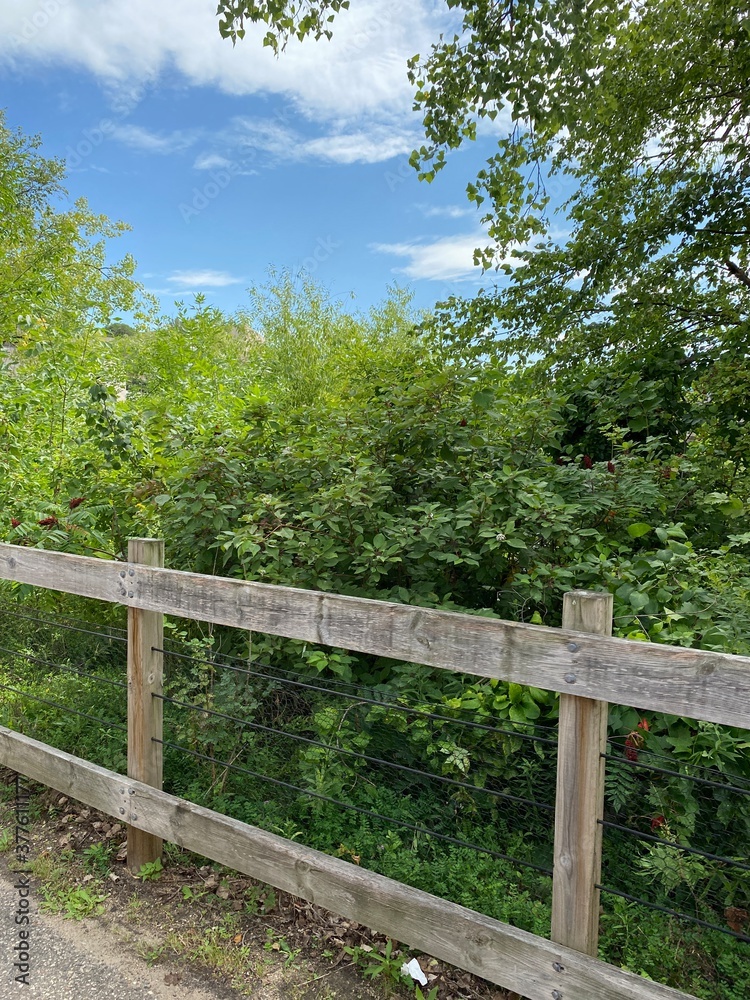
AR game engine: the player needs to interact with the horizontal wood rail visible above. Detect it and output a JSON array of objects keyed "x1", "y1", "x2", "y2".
[
  {"x1": 3, "y1": 540, "x2": 748, "y2": 1000},
  {"x1": 1, "y1": 543, "x2": 749, "y2": 729},
  {"x1": 0, "y1": 727, "x2": 694, "y2": 1000}
]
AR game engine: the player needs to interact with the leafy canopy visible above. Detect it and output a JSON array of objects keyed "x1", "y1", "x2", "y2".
[
  {"x1": 216, "y1": 1, "x2": 750, "y2": 377},
  {"x1": 0, "y1": 110, "x2": 149, "y2": 338}
]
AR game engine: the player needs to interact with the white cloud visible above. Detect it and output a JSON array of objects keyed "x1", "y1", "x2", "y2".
[
  {"x1": 0, "y1": 3, "x2": 461, "y2": 172},
  {"x1": 113, "y1": 124, "x2": 199, "y2": 154},
  {"x1": 370, "y1": 232, "x2": 490, "y2": 282},
  {"x1": 416, "y1": 203, "x2": 474, "y2": 219},
  {"x1": 193, "y1": 152, "x2": 232, "y2": 171},
  {"x1": 301, "y1": 126, "x2": 417, "y2": 165},
  {"x1": 168, "y1": 269, "x2": 245, "y2": 288},
  {"x1": 0, "y1": 1, "x2": 455, "y2": 122},
  {"x1": 370, "y1": 212, "x2": 536, "y2": 281},
  {"x1": 226, "y1": 116, "x2": 418, "y2": 166},
  {"x1": 371, "y1": 230, "x2": 528, "y2": 282}
]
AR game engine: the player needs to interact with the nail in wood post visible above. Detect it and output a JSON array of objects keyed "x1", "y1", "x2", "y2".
[
  {"x1": 127, "y1": 538, "x2": 164, "y2": 873},
  {"x1": 551, "y1": 589, "x2": 613, "y2": 956}
]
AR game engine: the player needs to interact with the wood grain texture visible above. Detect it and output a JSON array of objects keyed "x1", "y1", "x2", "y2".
[
  {"x1": 0, "y1": 726, "x2": 697, "y2": 1000},
  {"x1": 127, "y1": 538, "x2": 164, "y2": 872},
  {"x1": 0, "y1": 544, "x2": 749, "y2": 729},
  {"x1": 552, "y1": 591, "x2": 612, "y2": 955}
]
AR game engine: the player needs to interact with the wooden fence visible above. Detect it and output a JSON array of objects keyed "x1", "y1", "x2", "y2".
[{"x1": 1, "y1": 539, "x2": 749, "y2": 1000}]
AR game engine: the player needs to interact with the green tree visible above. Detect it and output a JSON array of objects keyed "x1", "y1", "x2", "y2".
[
  {"x1": 0, "y1": 113, "x2": 156, "y2": 556},
  {"x1": 0, "y1": 110, "x2": 148, "y2": 338},
  {"x1": 216, "y1": 0, "x2": 750, "y2": 451},
  {"x1": 240, "y1": 269, "x2": 419, "y2": 407}
]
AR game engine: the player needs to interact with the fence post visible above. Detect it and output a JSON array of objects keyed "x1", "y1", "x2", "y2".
[
  {"x1": 551, "y1": 589, "x2": 613, "y2": 956},
  {"x1": 127, "y1": 537, "x2": 164, "y2": 873}
]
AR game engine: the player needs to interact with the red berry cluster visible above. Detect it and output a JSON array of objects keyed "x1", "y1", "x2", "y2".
[
  {"x1": 9, "y1": 499, "x2": 85, "y2": 532},
  {"x1": 624, "y1": 717, "x2": 650, "y2": 762}
]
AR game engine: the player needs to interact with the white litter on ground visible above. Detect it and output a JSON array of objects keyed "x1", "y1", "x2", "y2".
[{"x1": 401, "y1": 957, "x2": 428, "y2": 986}]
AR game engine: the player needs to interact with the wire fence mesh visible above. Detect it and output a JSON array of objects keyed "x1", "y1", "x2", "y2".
[
  {"x1": 1, "y1": 600, "x2": 749, "y2": 995},
  {"x1": 0, "y1": 601, "x2": 129, "y2": 761},
  {"x1": 156, "y1": 632, "x2": 558, "y2": 930},
  {"x1": 599, "y1": 723, "x2": 750, "y2": 947}
]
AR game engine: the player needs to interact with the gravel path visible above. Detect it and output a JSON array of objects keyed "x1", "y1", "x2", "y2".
[{"x1": 0, "y1": 863, "x2": 238, "y2": 1000}]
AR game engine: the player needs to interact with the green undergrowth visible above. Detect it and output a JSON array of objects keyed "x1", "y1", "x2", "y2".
[{"x1": 1, "y1": 602, "x2": 748, "y2": 999}]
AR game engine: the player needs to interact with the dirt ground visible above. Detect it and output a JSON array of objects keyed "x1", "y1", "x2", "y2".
[{"x1": 1, "y1": 772, "x2": 514, "y2": 1000}]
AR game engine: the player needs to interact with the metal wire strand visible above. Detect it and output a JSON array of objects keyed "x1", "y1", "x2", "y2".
[
  {"x1": 153, "y1": 736, "x2": 554, "y2": 876},
  {"x1": 599, "y1": 820, "x2": 750, "y2": 871},
  {"x1": 156, "y1": 646, "x2": 559, "y2": 746},
  {"x1": 172, "y1": 642, "x2": 559, "y2": 735},
  {"x1": 597, "y1": 884, "x2": 750, "y2": 944},
  {"x1": 0, "y1": 643, "x2": 127, "y2": 689},
  {"x1": 0, "y1": 682, "x2": 127, "y2": 732},
  {"x1": 602, "y1": 752, "x2": 750, "y2": 798},
  {"x1": 606, "y1": 737, "x2": 750, "y2": 789},
  {"x1": 154, "y1": 691, "x2": 554, "y2": 812},
  {"x1": 0, "y1": 604, "x2": 127, "y2": 641}
]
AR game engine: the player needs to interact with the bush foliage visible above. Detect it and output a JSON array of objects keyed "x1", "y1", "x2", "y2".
[{"x1": 1, "y1": 116, "x2": 749, "y2": 998}]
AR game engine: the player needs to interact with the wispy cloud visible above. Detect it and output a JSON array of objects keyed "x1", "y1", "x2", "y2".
[
  {"x1": 370, "y1": 232, "x2": 491, "y2": 282},
  {"x1": 199, "y1": 115, "x2": 419, "y2": 169},
  {"x1": 111, "y1": 112, "x2": 409, "y2": 172},
  {"x1": 168, "y1": 269, "x2": 245, "y2": 288},
  {"x1": 193, "y1": 152, "x2": 233, "y2": 171},
  {"x1": 300, "y1": 125, "x2": 417, "y2": 165},
  {"x1": 113, "y1": 124, "x2": 200, "y2": 154},
  {"x1": 416, "y1": 203, "x2": 474, "y2": 220},
  {"x1": 231, "y1": 118, "x2": 296, "y2": 160}
]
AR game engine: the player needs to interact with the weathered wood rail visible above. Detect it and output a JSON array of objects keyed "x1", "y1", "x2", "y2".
[
  {"x1": 1, "y1": 543, "x2": 748, "y2": 727},
  {"x1": 1, "y1": 540, "x2": 748, "y2": 1000}
]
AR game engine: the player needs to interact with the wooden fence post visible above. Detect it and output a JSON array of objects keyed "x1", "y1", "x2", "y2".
[
  {"x1": 551, "y1": 589, "x2": 613, "y2": 956},
  {"x1": 127, "y1": 538, "x2": 164, "y2": 873}
]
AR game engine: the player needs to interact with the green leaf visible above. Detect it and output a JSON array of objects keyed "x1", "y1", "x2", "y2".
[
  {"x1": 508, "y1": 682, "x2": 523, "y2": 705},
  {"x1": 472, "y1": 390, "x2": 494, "y2": 410},
  {"x1": 627, "y1": 523, "x2": 652, "y2": 538},
  {"x1": 719, "y1": 498, "x2": 744, "y2": 518}
]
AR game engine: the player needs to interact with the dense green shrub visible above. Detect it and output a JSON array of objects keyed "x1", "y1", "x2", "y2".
[{"x1": 1, "y1": 123, "x2": 749, "y2": 997}]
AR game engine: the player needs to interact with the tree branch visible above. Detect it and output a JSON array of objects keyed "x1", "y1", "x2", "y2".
[{"x1": 725, "y1": 258, "x2": 750, "y2": 290}]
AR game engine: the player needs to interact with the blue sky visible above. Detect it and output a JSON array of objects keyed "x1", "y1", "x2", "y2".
[{"x1": 0, "y1": 0, "x2": 525, "y2": 320}]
